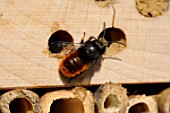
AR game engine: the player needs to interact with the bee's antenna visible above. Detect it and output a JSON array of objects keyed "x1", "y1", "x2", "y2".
[
  {"x1": 103, "y1": 21, "x2": 106, "y2": 30},
  {"x1": 80, "y1": 32, "x2": 86, "y2": 44},
  {"x1": 100, "y1": 22, "x2": 109, "y2": 46},
  {"x1": 102, "y1": 22, "x2": 106, "y2": 39},
  {"x1": 112, "y1": 6, "x2": 116, "y2": 27}
]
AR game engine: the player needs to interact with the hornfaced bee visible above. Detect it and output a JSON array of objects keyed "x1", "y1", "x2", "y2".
[{"x1": 48, "y1": 22, "x2": 126, "y2": 85}]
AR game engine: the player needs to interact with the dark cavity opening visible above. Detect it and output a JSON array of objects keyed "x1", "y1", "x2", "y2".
[
  {"x1": 9, "y1": 98, "x2": 33, "y2": 113},
  {"x1": 50, "y1": 98, "x2": 85, "y2": 113},
  {"x1": 129, "y1": 102, "x2": 149, "y2": 113},
  {"x1": 98, "y1": 27, "x2": 126, "y2": 47},
  {"x1": 48, "y1": 30, "x2": 73, "y2": 53},
  {"x1": 104, "y1": 94, "x2": 120, "y2": 111},
  {"x1": 98, "y1": 27, "x2": 126, "y2": 55}
]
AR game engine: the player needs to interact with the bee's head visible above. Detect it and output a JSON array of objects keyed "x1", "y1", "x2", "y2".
[{"x1": 78, "y1": 38, "x2": 106, "y2": 61}]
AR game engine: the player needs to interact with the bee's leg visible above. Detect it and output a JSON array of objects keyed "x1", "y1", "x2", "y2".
[
  {"x1": 113, "y1": 41, "x2": 127, "y2": 47},
  {"x1": 80, "y1": 32, "x2": 86, "y2": 44},
  {"x1": 103, "y1": 55, "x2": 122, "y2": 61},
  {"x1": 89, "y1": 36, "x2": 97, "y2": 41}
]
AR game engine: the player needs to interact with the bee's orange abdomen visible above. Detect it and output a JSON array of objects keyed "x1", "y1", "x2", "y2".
[{"x1": 59, "y1": 50, "x2": 88, "y2": 78}]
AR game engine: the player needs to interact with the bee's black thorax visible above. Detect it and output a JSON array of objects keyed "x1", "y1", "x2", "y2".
[{"x1": 78, "y1": 39, "x2": 106, "y2": 62}]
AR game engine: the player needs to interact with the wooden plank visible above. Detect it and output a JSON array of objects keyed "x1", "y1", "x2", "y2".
[{"x1": 0, "y1": 0, "x2": 170, "y2": 88}]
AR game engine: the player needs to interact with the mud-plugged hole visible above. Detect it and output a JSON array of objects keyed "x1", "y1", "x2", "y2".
[
  {"x1": 136, "y1": 0, "x2": 169, "y2": 17},
  {"x1": 95, "y1": 0, "x2": 113, "y2": 7},
  {"x1": 50, "y1": 98, "x2": 85, "y2": 113},
  {"x1": 48, "y1": 30, "x2": 73, "y2": 53},
  {"x1": 9, "y1": 98, "x2": 33, "y2": 113},
  {"x1": 104, "y1": 94, "x2": 120, "y2": 111},
  {"x1": 129, "y1": 102, "x2": 149, "y2": 113}
]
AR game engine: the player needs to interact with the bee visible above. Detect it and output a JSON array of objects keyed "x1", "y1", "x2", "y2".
[{"x1": 47, "y1": 7, "x2": 126, "y2": 85}]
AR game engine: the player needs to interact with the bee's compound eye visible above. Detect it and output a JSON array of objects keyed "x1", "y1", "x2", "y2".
[{"x1": 48, "y1": 30, "x2": 73, "y2": 53}]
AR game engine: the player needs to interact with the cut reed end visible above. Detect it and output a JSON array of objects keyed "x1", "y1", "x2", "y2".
[
  {"x1": 40, "y1": 87, "x2": 94, "y2": 113},
  {"x1": 0, "y1": 89, "x2": 40, "y2": 113},
  {"x1": 94, "y1": 83, "x2": 128, "y2": 113}
]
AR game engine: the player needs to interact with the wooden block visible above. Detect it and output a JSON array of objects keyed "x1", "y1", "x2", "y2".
[{"x1": 0, "y1": 0, "x2": 170, "y2": 88}]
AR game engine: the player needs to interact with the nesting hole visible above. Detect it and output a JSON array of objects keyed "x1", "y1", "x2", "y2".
[
  {"x1": 48, "y1": 30, "x2": 73, "y2": 53},
  {"x1": 9, "y1": 98, "x2": 33, "y2": 113},
  {"x1": 129, "y1": 102, "x2": 149, "y2": 113},
  {"x1": 98, "y1": 27, "x2": 127, "y2": 56},
  {"x1": 50, "y1": 98, "x2": 85, "y2": 113},
  {"x1": 98, "y1": 27, "x2": 126, "y2": 46},
  {"x1": 104, "y1": 94, "x2": 120, "y2": 111}
]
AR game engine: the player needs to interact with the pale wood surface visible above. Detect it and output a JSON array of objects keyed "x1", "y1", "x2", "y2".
[{"x1": 0, "y1": 0, "x2": 170, "y2": 88}]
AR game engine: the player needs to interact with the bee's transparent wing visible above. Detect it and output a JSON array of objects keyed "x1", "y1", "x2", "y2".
[{"x1": 48, "y1": 41, "x2": 82, "y2": 58}]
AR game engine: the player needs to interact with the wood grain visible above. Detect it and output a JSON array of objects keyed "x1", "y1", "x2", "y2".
[{"x1": 0, "y1": 0, "x2": 170, "y2": 88}]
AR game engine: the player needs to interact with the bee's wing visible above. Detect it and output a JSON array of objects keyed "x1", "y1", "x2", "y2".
[
  {"x1": 68, "y1": 56, "x2": 103, "y2": 86},
  {"x1": 48, "y1": 41, "x2": 82, "y2": 58}
]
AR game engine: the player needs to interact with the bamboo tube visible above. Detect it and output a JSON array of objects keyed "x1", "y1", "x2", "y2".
[
  {"x1": 94, "y1": 83, "x2": 128, "y2": 113},
  {"x1": 125, "y1": 95, "x2": 158, "y2": 113},
  {"x1": 0, "y1": 89, "x2": 40, "y2": 113},
  {"x1": 155, "y1": 87, "x2": 170, "y2": 113},
  {"x1": 40, "y1": 87, "x2": 94, "y2": 113}
]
